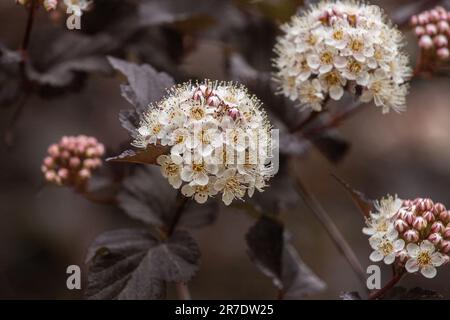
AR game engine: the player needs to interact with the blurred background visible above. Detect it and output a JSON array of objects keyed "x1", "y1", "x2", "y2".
[{"x1": 1, "y1": 0, "x2": 450, "y2": 299}]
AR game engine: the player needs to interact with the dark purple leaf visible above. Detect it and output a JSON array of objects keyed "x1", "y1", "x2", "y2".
[
  {"x1": 85, "y1": 228, "x2": 200, "y2": 300},
  {"x1": 332, "y1": 175, "x2": 374, "y2": 218},
  {"x1": 246, "y1": 217, "x2": 325, "y2": 299},
  {"x1": 106, "y1": 145, "x2": 170, "y2": 165},
  {"x1": 382, "y1": 287, "x2": 444, "y2": 300},
  {"x1": 118, "y1": 166, "x2": 218, "y2": 229}
]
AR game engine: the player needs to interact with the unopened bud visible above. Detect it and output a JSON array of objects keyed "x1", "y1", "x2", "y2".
[
  {"x1": 431, "y1": 221, "x2": 445, "y2": 233},
  {"x1": 413, "y1": 216, "x2": 427, "y2": 230},
  {"x1": 404, "y1": 229, "x2": 419, "y2": 242},
  {"x1": 428, "y1": 233, "x2": 442, "y2": 246},
  {"x1": 423, "y1": 210, "x2": 435, "y2": 223},
  {"x1": 394, "y1": 219, "x2": 408, "y2": 233}
]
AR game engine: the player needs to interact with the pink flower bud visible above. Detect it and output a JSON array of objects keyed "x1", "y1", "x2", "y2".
[
  {"x1": 434, "y1": 202, "x2": 446, "y2": 214},
  {"x1": 193, "y1": 90, "x2": 203, "y2": 101},
  {"x1": 395, "y1": 219, "x2": 409, "y2": 233},
  {"x1": 431, "y1": 221, "x2": 445, "y2": 233},
  {"x1": 429, "y1": 10, "x2": 440, "y2": 22},
  {"x1": 401, "y1": 209, "x2": 415, "y2": 225},
  {"x1": 419, "y1": 35, "x2": 434, "y2": 49},
  {"x1": 198, "y1": 85, "x2": 213, "y2": 97},
  {"x1": 441, "y1": 240, "x2": 450, "y2": 254},
  {"x1": 45, "y1": 170, "x2": 57, "y2": 182},
  {"x1": 414, "y1": 26, "x2": 425, "y2": 36},
  {"x1": 423, "y1": 211, "x2": 435, "y2": 223},
  {"x1": 439, "y1": 210, "x2": 449, "y2": 222},
  {"x1": 437, "y1": 47, "x2": 450, "y2": 60},
  {"x1": 96, "y1": 144, "x2": 105, "y2": 156},
  {"x1": 61, "y1": 150, "x2": 70, "y2": 159},
  {"x1": 433, "y1": 34, "x2": 448, "y2": 47},
  {"x1": 83, "y1": 159, "x2": 96, "y2": 169},
  {"x1": 444, "y1": 227, "x2": 450, "y2": 239},
  {"x1": 403, "y1": 199, "x2": 413, "y2": 207},
  {"x1": 413, "y1": 216, "x2": 427, "y2": 230},
  {"x1": 411, "y1": 15, "x2": 418, "y2": 26},
  {"x1": 228, "y1": 108, "x2": 240, "y2": 121},
  {"x1": 438, "y1": 21, "x2": 450, "y2": 33},
  {"x1": 69, "y1": 157, "x2": 81, "y2": 168},
  {"x1": 43, "y1": 0, "x2": 58, "y2": 11},
  {"x1": 207, "y1": 95, "x2": 221, "y2": 107},
  {"x1": 404, "y1": 229, "x2": 419, "y2": 242},
  {"x1": 428, "y1": 233, "x2": 442, "y2": 246},
  {"x1": 58, "y1": 168, "x2": 69, "y2": 180},
  {"x1": 43, "y1": 156, "x2": 54, "y2": 167},
  {"x1": 442, "y1": 255, "x2": 450, "y2": 265},
  {"x1": 86, "y1": 148, "x2": 97, "y2": 157},
  {"x1": 418, "y1": 13, "x2": 429, "y2": 25},
  {"x1": 423, "y1": 198, "x2": 434, "y2": 210},
  {"x1": 48, "y1": 144, "x2": 59, "y2": 157},
  {"x1": 397, "y1": 250, "x2": 409, "y2": 264},
  {"x1": 79, "y1": 169, "x2": 91, "y2": 179}
]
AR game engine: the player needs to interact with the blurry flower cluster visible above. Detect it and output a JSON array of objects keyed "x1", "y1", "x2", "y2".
[
  {"x1": 134, "y1": 81, "x2": 274, "y2": 206},
  {"x1": 15, "y1": 0, "x2": 92, "y2": 15},
  {"x1": 364, "y1": 196, "x2": 450, "y2": 278},
  {"x1": 42, "y1": 135, "x2": 104, "y2": 189},
  {"x1": 411, "y1": 6, "x2": 450, "y2": 61},
  {"x1": 274, "y1": 0, "x2": 411, "y2": 114}
]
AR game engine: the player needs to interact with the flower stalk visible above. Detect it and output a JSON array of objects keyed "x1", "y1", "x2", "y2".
[{"x1": 368, "y1": 270, "x2": 405, "y2": 300}]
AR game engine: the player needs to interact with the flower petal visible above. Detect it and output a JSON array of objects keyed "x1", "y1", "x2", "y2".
[
  {"x1": 406, "y1": 243, "x2": 419, "y2": 257},
  {"x1": 383, "y1": 253, "x2": 395, "y2": 265},
  {"x1": 420, "y1": 240, "x2": 435, "y2": 253},
  {"x1": 394, "y1": 239, "x2": 405, "y2": 251},
  {"x1": 431, "y1": 252, "x2": 445, "y2": 267},
  {"x1": 421, "y1": 265, "x2": 437, "y2": 279},
  {"x1": 405, "y1": 258, "x2": 419, "y2": 273},
  {"x1": 369, "y1": 250, "x2": 383, "y2": 262}
]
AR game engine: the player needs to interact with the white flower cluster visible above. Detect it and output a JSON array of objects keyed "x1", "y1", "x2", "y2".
[
  {"x1": 64, "y1": 0, "x2": 92, "y2": 16},
  {"x1": 15, "y1": 0, "x2": 92, "y2": 15},
  {"x1": 274, "y1": 0, "x2": 411, "y2": 114},
  {"x1": 133, "y1": 81, "x2": 274, "y2": 206},
  {"x1": 364, "y1": 196, "x2": 450, "y2": 279}
]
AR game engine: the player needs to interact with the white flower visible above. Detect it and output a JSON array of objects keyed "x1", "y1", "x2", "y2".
[
  {"x1": 318, "y1": 70, "x2": 346, "y2": 100},
  {"x1": 360, "y1": 69, "x2": 408, "y2": 114},
  {"x1": 133, "y1": 81, "x2": 273, "y2": 205},
  {"x1": 405, "y1": 241, "x2": 446, "y2": 278},
  {"x1": 64, "y1": 0, "x2": 92, "y2": 16},
  {"x1": 374, "y1": 194, "x2": 403, "y2": 219},
  {"x1": 369, "y1": 230, "x2": 405, "y2": 265},
  {"x1": 180, "y1": 152, "x2": 218, "y2": 186},
  {"x1": 170, "y1": 128, "x2": 190, "y2": 155},
  {"x1": 214, "y1": 168, "x2": 247, "y2": 205},
  {"x1": 298, "y1": 79, "x2": 324, "y2": 111},
  {"x1": 363, "y1": 215, "x2": 392, "y2": 237},
  {"x1": 181, "y1": 179, "x2": 218, "y2": 204},
  {"x1": 43, "y1": 0, "x2": 58, "y2": 10},
  {"x1": 273, "y1": 0, "x2": 411, "y2": 113},
  {"x1": 157, "y1": 154, "x2": 183, "y2": 189}
]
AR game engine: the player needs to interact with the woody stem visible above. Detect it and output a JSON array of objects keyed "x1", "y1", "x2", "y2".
[{"x1": 368, "y1": 270, "x2": 404, "y2": 300}]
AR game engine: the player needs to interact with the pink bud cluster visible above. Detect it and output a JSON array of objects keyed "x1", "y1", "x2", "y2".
[
  {"x1": 411, "y1": 6, "x2": 450, "y2": 60},
  {"x1": 41, "y1": 135, "x2": 104, "y2": 189},
  {"x1": 395, "y1": 198, "x2": 450, "y2": 264},
  {"x1": 317, "y1": 6, "x2": 360, "y2": 27},
  {"x1": 193, "y1": 85, "x2": 241, "y2": 120}
]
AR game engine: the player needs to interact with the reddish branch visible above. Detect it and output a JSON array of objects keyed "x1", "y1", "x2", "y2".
[{"x1": 368, "y1": 271, "x2": 405, "y2": 300}]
